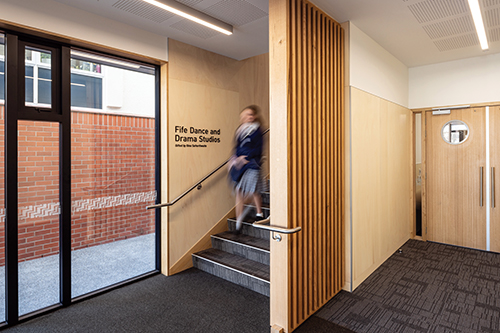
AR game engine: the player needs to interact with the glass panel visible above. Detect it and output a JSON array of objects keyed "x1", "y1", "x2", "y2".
[
  {"x1": 70, "y1": 54, "x2": 156, "y2": 298},
  {"x1": 25, "y1": 48, "x2": 51, "y2": 107},
  {"x1": 415, "y1": 114, "x2": 422, "y2": 237},
  {"x1": 25, "y1": 66, "x2": 34, "y2": 103},
  {"x1": 70, "y1": 73, "x2": 102, "y2": 109},
  {"x1": 70, "y1": 59, "x2": 101, "y2": 74},
  {"x1": 25, "y1": 49, "x2": 32, "y2": 62},
  {"x1": 38, "y1": 68, "x2": 51, "y2": 105},
  {"x1": 0, "y1": 60, "x2": 4, "y2": 100},
  {"x1": 18, "y1": 120, "x2": 60, "y2": 315},
  {"x1": 441, "y1": 120, "x2": 469, "y2": 145},
  {"x1": 40, "y1": 52, "x2": 51, "y2": 65},
  {"x1": 0, "y1": 33, "x2": 5, "y2": 323}
]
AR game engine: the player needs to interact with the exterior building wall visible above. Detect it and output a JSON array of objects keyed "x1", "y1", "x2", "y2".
[{"x1": 0, "y1": 105, "x2": 155, "y2": 265}]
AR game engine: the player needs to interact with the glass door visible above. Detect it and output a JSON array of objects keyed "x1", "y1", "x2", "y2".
[
  {"x1": 16, "y1": 42, "x2": 63, "y2": 317},
  {"x1": 2, "y1": 32, "x2": 159, "y2": 327},
  {"x1": 69, "y1": 50, "x2": 157, "y2": 297},
  {"x1": 18, "y1": 119, "x2": 60, "y2": 315},
  {"x1": 0, "y1": 32, "x2": 5, "y2": 323}
]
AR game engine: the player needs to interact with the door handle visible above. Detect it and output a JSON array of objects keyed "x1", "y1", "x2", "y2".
[
  {"x1": 492, "y1": 167, "x2": 495, "y2": 208},
  {"x1": 480, "y1": 167, "x2": 483, "y2": 207}
]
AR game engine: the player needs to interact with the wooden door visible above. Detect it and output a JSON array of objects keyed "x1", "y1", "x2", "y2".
[
  {"x1": 490, "y1": 106, "x2": 500, "y2": 252},
  {"x1": 426, "y1": 107, "x2": 486, "y2": 250}
]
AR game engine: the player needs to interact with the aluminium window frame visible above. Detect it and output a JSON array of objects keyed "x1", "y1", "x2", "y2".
[{"x1": 1, "y1": 29, "x2": 161, "y2": 328}]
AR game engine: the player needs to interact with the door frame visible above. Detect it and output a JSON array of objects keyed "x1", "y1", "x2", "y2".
[
  {"x1": 416, "y1": 103, "x2": 500, "y2": 249},
  {"x1": 2, "y1": 28, "x2": 162, "y2": 327}
]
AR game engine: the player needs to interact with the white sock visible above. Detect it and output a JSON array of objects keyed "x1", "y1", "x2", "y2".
[
  {"x1": 256, "y1": 213, "x2": 263, "y2": 217},
  {"x1": 236, "y1": 206, "x2": 252, "y2": 230}
]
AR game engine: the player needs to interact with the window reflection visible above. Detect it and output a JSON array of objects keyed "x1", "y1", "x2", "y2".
[{"x1": 441, "y1": 120, "x2": 469, "y2": 145}]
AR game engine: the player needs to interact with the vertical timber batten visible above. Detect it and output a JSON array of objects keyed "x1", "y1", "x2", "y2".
[{"x1": 269, "y1": 0, "x2": 345, "y2": 331}]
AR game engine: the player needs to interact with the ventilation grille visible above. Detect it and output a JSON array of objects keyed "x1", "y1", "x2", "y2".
[
  {"x1": 408, "y1": 0, "x2": 469, "y2": 24},
  {"x1": 490, "y1": 27, "x2": 500, "y2": 41},
  {"x1": 483, "y1": 0, "x2": 500, "y2": 6},
  {"x1": 112, "y1": 0, "x2": 175, "y2": 23},
  {"x1": 170, "y1": 19, "x2": 219, "y2": 39},
  {"x1": 202, "y1": 0, "x2": 267, "y2": 27},
  {"x1": 484, "y1": 7, "x2": 500, "y2": 27},
  {"x1": 433, "y1": 33, "x2": 479, "y2": 51},
  {"x1": 175, "y1": 0, "x2": 204, "y2": 6},
  {"x1": 422, "y1": 16, "x2": 474, "y2": 39},
  {"x1": 406, "y1": 0, "x2": 500, "y2": 52}
]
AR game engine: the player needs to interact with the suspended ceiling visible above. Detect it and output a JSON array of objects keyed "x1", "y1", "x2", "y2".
[{"x1": 52, "y1": 0, "x2": 500, "y2": 67}]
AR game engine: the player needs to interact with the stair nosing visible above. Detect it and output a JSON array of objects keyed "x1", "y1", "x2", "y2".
[
  {"x1": 211, "y1": 234, "x2": 270, "y2": 253},
  {"x1": 192, "y1": 252, "x2": 270, "y2": 284}
]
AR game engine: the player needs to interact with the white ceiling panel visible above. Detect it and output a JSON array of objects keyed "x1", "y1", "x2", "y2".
[{"x1": 52, "y1": 0, "x2": 500, "y2": 66}]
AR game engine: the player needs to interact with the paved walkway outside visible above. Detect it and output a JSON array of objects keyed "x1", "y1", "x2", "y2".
[{"x1": 0, "y1": 234, "x2": 155, "y2": 320}]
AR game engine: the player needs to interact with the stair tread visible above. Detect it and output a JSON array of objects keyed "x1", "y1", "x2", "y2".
[
  {"x1": 213, "y1": 231, "x2": 270, "y2": 252},
  {"x1": 244, "y1": 202, "x2": 270, "y2": 209},
  {"x1": 227, "y1": 217, "x2": 270, "y2": 225},
  {"x1": 193, "y1": 248, "x2": 269, "y2": 282}
]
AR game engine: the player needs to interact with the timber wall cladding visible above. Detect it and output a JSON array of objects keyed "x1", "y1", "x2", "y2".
[
  {"x1": 288, "y1": 0, "x2": 344, "y2": 329},
  {"x1": 167, "y1": 40, "x2": 269, "y2": 273},
  {"x1": 0, "y1": 106, "x2": 155, "y2": 265},
  {"x1": 350, "y1": 87, "x2": 412, "y2": 289}
]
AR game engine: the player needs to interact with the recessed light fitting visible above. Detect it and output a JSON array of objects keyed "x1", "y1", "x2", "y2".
[
  {"x1": 141, "y1": 0, "x2": 233, "y2": 35},
  {"x1": 467, "y1": 0, "x2": 489, "y2": 50}
]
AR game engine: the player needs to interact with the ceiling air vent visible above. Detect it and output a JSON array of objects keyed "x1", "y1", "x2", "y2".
[
  {"x1": 484, "y1": 7, "x2": 500, "y2": 27},
  {"x1": 422, "y1": 16, "x2": 474, "y2": 39},
  {"x1": 175, "y1": 0, "x2": 203, "y2": 6},
  {"x1": 408, "y1": 0, "x2": 469, "y2": 24},
  {"x1": 482, "y1": 0, "x2": 500, "y2": 7},
  {"x1": 202, "y1": 0, "x2": 267, "y2": 27},
  {"x1": 490, "y1": 27, "x2": 500, "y2": 41},
  {"x1": 170, "y1": 19, "x2": 220, "y2": 39},
  {"x1": 433, "y1": 33, "x2": 479, "y2": 51},
  {"x1": 112, "y1": 0, "x2": 175, "y2": 23}
]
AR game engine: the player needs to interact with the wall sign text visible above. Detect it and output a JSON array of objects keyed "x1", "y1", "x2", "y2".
[{"x1": 174, "y1": 125, "x2": 221, "y2": 148}]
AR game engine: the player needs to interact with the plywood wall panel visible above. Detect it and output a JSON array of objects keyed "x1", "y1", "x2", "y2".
[
  {"x1": 351, "y1": 87, "x2": 412, "y2": 289},
  {"x1": 168, "y1": 80, "x2": 239, "y2": 264},
  {"x1": 167, "y1": 40, "x2": 269, "y2": 273}
]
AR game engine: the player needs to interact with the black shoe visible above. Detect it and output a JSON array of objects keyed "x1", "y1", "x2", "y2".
[
  {"x1": 254, "y1": 214, "x2": 265, "y2": 221},
  {"x1": 231, "y1": 228, "x2": 241, "y2": 235}
]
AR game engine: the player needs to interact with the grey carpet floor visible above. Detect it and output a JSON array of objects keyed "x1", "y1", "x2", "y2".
[
  {"x1": 4, "y1": 268, "x2": 270, "y2": 333},
  {"x1": 317, "y1": 239, "x2": 500, "y2": 333},
  {"x1": 12, "y1": 238, "x2": 498, "y2": 332},
  {"x1": 2, "y1": 267, "x2": 354, "y2": 333}
]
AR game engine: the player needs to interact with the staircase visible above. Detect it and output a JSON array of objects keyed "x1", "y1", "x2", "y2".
[{"x1": 192, "y1": 190, "x2": 271, "y2": 296}]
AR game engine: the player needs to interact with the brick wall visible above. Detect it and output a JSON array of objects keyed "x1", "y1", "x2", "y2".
[{"x1": 0, "y1": 106, "x2": 156, "y2": 266}]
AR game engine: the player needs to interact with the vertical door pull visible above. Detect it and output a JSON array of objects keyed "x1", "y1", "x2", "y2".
[
  {"x1": 480, "y1": 167, "x2": 483, "y2": 207},
  {"x1": 492, "y1": 167, "x2": 495, "y2": 208}
]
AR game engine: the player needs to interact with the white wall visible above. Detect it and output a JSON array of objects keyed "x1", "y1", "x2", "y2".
[
  {"x1": 103, "y1": 66, "x2": 156, "y2": 117},
  {"x1": 0, "y1": 0, "x2": 168, "y2": 61},
  {"x1": 409, "y1": 53, "x2": 500, "y2": 109},
  {"x1": 349, "y1": 23, "x2": 409, "y2": 108}
]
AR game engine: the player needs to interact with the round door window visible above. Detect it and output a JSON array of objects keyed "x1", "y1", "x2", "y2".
[{"x1": 441, "y1": 120, "x2": 469, "y2": 145}]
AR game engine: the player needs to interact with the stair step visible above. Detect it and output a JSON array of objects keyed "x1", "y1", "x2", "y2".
[
  {"x1": 212, "y1": 231, "x2": 270, "y2": 265},
  {"x1": 243, "y1": 203, "x2": 270, "y2": 218},
  {"x1": 261, "y1": 191, "x2": 270, "y2": 205},
  {"x1": 227, "y1": 218, "x2": 270, "y2": 240},
  {"x1": 192, "y1": 248, "x2": 270, "y2": 296}
]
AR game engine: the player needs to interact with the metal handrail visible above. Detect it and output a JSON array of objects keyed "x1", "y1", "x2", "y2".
[
  {"x1": 253, "y1": 216, "x2": 302, "y2": 242},
  {"x1": 146, "y1": 128, "x2": 269, "y2": 210}
]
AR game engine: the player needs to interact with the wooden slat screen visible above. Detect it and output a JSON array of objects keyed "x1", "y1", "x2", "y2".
[{"x1": 288, "y1": 0, "x2": 344, "y2": 329}]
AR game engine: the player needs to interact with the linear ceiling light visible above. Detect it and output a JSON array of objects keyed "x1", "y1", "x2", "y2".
[
  {"x1": 141, "y1": 0, "x2": 233, "y2": 35},
  {"x1": 468, "y1": 0, "x2": 489, "y2": 50}
]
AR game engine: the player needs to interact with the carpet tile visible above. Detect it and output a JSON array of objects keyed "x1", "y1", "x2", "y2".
[{"x1": 317, "y1": 240, "x2": 500, "y2": 332}]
